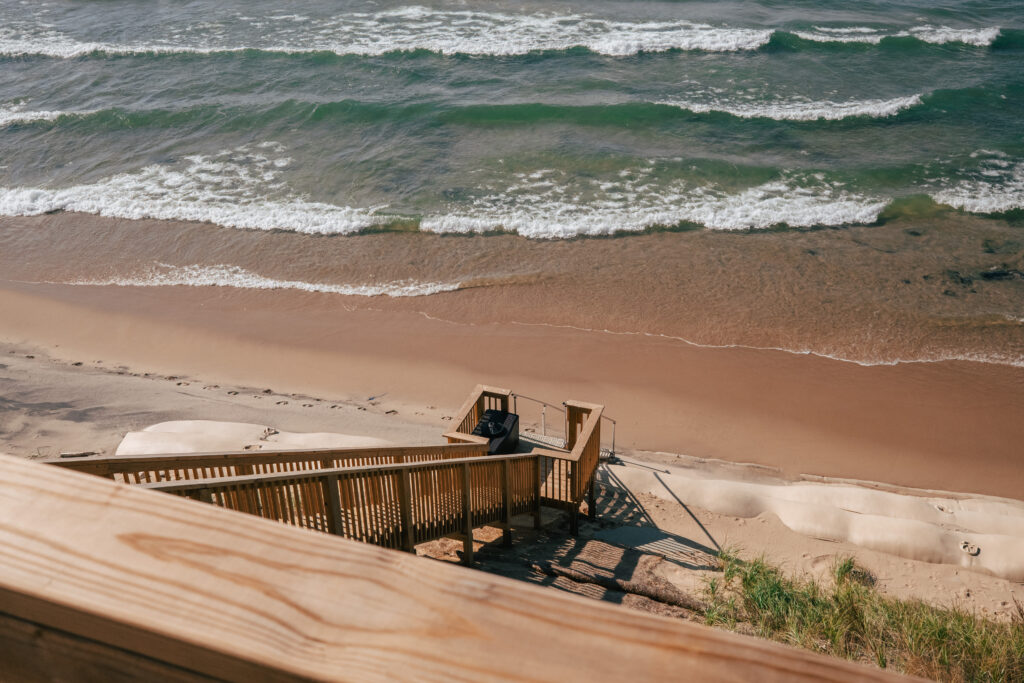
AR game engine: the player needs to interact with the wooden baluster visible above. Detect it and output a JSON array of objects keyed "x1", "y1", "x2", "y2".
[
  {"x1": 588, "y1": 469, "x2": 597, "y2": 521},
  {"x1": 501, "y1": 459, "x2": 512, "y2": 547},
  {"x1": 398, "y1": 468, "x2": 414, "y2": 552},
  {"x1": 533, "y1": 457, "x2": 542, "y2": 530},
  {"x1": 325, "y1": 475, "x2": 343, "y2": 536},
  {"x1": 568, "y1": 461, "x2": 579, "y2": 535},
  {"x1": 461, "y1": 463, "x2": 473, "y2": 566}
]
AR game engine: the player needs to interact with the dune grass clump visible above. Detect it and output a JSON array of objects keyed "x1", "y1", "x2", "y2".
[{"x1": 703, "y1": 550, "x2": 1024, "y2": 681}]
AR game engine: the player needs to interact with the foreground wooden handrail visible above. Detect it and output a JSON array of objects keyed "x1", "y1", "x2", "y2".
[{"x1": 0, "y1": 454, "x2": 907, "y2": 681}]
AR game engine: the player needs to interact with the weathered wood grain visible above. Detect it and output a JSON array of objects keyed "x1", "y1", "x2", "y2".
[{"x1": 0, "y1": 454, "x2": 909, "y2": 681}]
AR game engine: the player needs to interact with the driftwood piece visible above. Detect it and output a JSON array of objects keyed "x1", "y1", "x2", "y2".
[{"x1": 531, "y1": 557, "x2": 706, "y2": 613}]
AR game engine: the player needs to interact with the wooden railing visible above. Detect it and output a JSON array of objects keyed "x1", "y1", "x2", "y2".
[
  {"x1": 141, "y1": 453, "x2": 541, "y2": 565},
  {"x1": 441, "y1": 385, "x2": 604, "y2": 533},
  {"x1": 535, "y1": 401, "x2": 603, "y2": 533},
  {"x1": 43, "y1": 387, "x2": 605, "y2": 555},
  {"x1": 444, "y1": 384, "x2": 511, "y2": 444},
  {"x1": 43, "y1": 443, "x2": 486, "y2": 484}
]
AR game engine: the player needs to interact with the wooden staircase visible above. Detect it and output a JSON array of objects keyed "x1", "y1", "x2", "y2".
[{"x1": 46, "y1": 385, "x2": 606, "y2": 564}]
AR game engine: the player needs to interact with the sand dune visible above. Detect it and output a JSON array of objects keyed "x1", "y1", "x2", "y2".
[
  {"x1": 610, "y1": 464, "x2": 1024, "y2": 582},
  {"x1": 116, "y1": 419, "x2": 392, "y2": 455}
]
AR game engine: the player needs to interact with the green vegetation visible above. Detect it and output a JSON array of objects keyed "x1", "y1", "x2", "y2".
[{"x1": 702, "y1": 550, "x2": 1024, "y2": 682}]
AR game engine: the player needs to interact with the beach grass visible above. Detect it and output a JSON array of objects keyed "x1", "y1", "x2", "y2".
[{"x1": 703, "y1": 550, "x2": 1024, "y2": 682}]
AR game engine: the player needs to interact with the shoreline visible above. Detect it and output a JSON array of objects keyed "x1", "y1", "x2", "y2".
[
  {"x1": 3, "y1": 211, "x2": 1023, "y2": 371},
  {"x1": 2, "y1": 279, "x2": 1022, "y2": 500}
]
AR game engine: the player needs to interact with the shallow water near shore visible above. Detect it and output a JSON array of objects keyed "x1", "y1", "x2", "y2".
[{"x1": 1, "y1": 211, "x2": 1022, "y2": 368}]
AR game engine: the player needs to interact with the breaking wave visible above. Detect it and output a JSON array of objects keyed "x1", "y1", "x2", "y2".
[
  {"x1": 659, "y1": 94, "x2": 923, "y2": 121},
  {"x1": 421, "y1": 169, "x2": 888, "y2": 238},
  {"x1": 0, "y1": 8, "x2": 1002, "y2": 59},
  {"x1": 0, "y1": 143, "x2": 388, "y2": 235}
]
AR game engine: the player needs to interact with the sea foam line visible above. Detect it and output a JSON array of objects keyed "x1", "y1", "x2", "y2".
[
  {"x1": 0, "y1": 144, "x2": 387, "y2": 235},
  {"x1": 70, "y1": 263, "x2": 463, "y2": 298},
  {"x1": 421, "y1": 171, "x2": 889, "y2": 238},
  {"x1": 0, "y1": 104, "x2": 95, "y2": 126},
  {"x1": 0, "y1": 9, "x2": 1001, "y2": 58},
  {"x1": 930, "y1": 153, "x2": 1024, "y2": 214},
  {"x1": 658, "y1": 94, "x2": 923, "y2": 121},
  {"x1": 397, "y1": 309, "x2": 1024, "y2": 370},
  {"x1": 794, "y1": 25, "x2": 1001, "y2": 47}
]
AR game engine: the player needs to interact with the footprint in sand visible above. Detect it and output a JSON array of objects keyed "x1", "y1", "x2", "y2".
[
  {"x1": 357, "y1": 406, "x2": 367, "y2": 411},
  {"x1": 227, "y1": 390, "x2": 239, "y2": 395},
  {"x1": 176, "y1": 381, "x2": 188, "y2": 386},
  {"x1": 385, "y1": 410, "x2": 398, "y2": 415},
  {"x1": 276, "y1": 401, "x2": 288, "y2": 405},
  {"x1": 302, "y1": 403, "x2": 313, "y2": 408},
  {"x1": 71, "y1": 361, "x2": 83, "y2": 366},
  {"x1": 961, "y1": 541, "x2": 981, "y2": 556},
  {"x1": 203, "y1": 385, "x2": 219, "y2": 390},
  {"x1": 330, "y1": 405, "x2": 339, "y2": 409}
]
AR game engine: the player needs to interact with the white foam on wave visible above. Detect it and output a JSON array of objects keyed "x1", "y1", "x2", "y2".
[
  {"x1": 659, "y1": 93, "x2": 923, "y2": 121},
  {"x1": 929, "y1": 152, "x2": 1024, "y2": 214},
  {"x1": 0, "y1": 8, "x2": 773, "y2": 57},
  {"x1": 72, "y1": 263, "x2": 461, "y2": 298},
  {"x1": 794, "y1": 25, "x2": 1000, "y2": 46},
  {"x1": 0, "y1": 143, "x2": 387, "y2": 235},
  {"x1": 1, "y1": 11, "x2": 1000, "y2": 58},
  {"x1": 421, "y1": 168, "x2": 887, "y2": 238},
  {"x1": 0, "y1": 103, "x2": 95, "y2": 126}
]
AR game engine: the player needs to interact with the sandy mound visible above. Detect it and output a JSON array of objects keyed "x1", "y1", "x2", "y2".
[
  {"x1": 116, "y1": 420, "x2": 392, "y2": 455},
  {"x1": 609, "y1": 464, "x2": 1024, "y2": 582}
]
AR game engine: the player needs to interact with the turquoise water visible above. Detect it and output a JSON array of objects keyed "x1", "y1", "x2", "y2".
[{"x1": 1, "y1": 0, "x2": 1022, "y2": 237}]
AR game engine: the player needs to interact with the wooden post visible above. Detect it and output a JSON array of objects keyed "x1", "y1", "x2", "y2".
[
  {"x1": 566, "y1": 405, "x2": 580, "y2": 451},
  {"x1": 461, "y1": 463, "x2": 473, "y2": 566},
  {"x1": 398, "y1": 469, "x2": 415, "y2": 552},
  {"x1": 501, "y1": 459, "x2": 512, "y2": 547},
  {"x1": 533, "y1": 457, "x2": 542, "y2": 530},
  {"x1": 568, "y1": 462, "x2": 579, "y2": 535},
  {"x1": 587, "y1": 471, "x2": 597, "y2": 521},
  {"x1": 325, "y1": 475, "x2": 343, "y2": 536}
]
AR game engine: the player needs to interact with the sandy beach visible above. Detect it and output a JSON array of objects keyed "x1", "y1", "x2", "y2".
[{"x1": 2, "y1": 278, "x2": 1022, "y2": 498}]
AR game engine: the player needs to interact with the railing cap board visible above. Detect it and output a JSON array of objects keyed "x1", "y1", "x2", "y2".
[
  {"x1": 141, "y1": 452, "x2": 540, "y2": 493},
  {"x1": 0, "y1": 454, "x2": 909, "y2": 682},
  {"x1": 41, "y1": 443, "x2": 482, "y2": 473},
  {"x1": 563, "y1": 400, "x2": 604, "y2": 413},
  {"x1": 442, "y1": 431, "x2": 491, "y2": 445},
  {"x1": 451, "y1": 385, "x2": 512, "y2": 430}
]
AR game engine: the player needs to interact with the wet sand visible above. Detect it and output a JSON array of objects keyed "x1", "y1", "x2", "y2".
[
  {"x1": 1, "y1": 279, "x2": 1022, "y2": 499},
  {"x1": 2, "y1": 212, "x2": 1023, "y2": 368}
]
